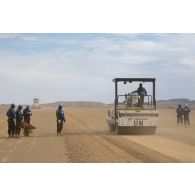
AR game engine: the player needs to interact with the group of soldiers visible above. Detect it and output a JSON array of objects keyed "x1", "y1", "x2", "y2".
[
  {"x1": 6, "y1": 104, "x2": 32, "y2": 137},
  {"x1": 6, "y1": 104, "x2": 66, "y2": 137},
  {"x1": 176, "y1": 104, "x2": 191, "y2": 126}
]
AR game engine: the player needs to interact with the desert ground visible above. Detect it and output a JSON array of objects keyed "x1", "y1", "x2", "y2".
[{"x1": 0, "y1": 107, "x2": 194, "y2": 163}]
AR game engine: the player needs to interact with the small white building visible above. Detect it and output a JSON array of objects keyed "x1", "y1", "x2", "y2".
[{"x1": 32, "y1": 98, "x2": 41, "y2": 109}]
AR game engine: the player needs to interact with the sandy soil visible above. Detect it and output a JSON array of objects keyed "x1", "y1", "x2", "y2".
[{"x1": 0, "y1": 107, "x2": 194, "y2": 163}]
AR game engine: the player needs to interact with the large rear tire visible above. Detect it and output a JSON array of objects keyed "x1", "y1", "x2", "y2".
[
  {"x1": 108, "y1": 124, "x2": 115, "y2": 131},
  {"x1": 115, "y1": 125, "x2": 119, "y2": 135}
]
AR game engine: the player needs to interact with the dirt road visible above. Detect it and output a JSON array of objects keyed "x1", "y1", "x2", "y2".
[{"x1": 0, "y1": 107, "x2": 194, "y2": 163}]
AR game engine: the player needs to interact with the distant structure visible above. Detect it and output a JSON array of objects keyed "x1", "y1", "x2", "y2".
[{"x1": 32, "y1": 98, "x2": 41, "y2": 109}]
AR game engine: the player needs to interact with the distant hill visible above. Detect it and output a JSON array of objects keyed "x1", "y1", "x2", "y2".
[
  {"x1": 41, "y1": 99, "x2": 195, "y2": 109},
  {"x1": 41, "y1": 101, "x2": 111, "y2": 108},
  {"x1": 157, "y1": 99, "x2": 195, "y2": 108},
  {"x1": 1, "y1": 99, "x2": 194, "y2": 109}
]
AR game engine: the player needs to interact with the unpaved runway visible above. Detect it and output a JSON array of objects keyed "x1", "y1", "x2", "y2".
[{"x1": 0, "y1": 107, "x2": 194, "y2": 163}]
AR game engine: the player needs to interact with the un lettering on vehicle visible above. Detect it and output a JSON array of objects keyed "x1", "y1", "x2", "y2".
[
  {"x1": 118, "y1": 117, "x2": 152, "y2": 126},
  {"x1": 134, "y1": 119, "x2": 144, "y2": 126}
]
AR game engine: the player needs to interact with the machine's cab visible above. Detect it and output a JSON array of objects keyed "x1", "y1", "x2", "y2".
[
  {"x1": 113, "y1": 78, "x2": 156, "y2": 110},
  {"x1": 107, "y1": 78, "x2": 158, "y2": 135}
]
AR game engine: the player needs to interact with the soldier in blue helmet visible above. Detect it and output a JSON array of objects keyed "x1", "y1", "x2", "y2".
[
  {"x1": 176, "y1": 104, "x2": 183, "y2": 125},
  {"x1": 183, "y1": 105, "x2": 191, "y2": 126},
  {"x1": 23, "y1": 105, "x2": 32, "y2": 124},
  {"x1": 6, "y1": 104, "x2": 16, "y2": 137},
  {"x1": 56, "y1": 105, "x2": 66, "y2": 136},
  {"x1": 15, "y1": 105, "x2": 23, "y2": 136}
]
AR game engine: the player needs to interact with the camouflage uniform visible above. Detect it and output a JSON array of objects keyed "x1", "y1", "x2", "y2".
[
  {"x1": 56, "y1": 105, "x2": 66, "y2": 136},
  {"x1": 176, "y1": 105, "x2": 183, "y2": 125},
  {"x1": 183, "y1": 106, "x2": 191, "y2": 126},
  {"x1": 6, "y1": 105, "x2": 16, "y2": 136},
  {"x1": 23, "y1": 106, "x2": 32, "y2": 124},
  {"x1": 15, "y1": 106, "x2": 23, "y2": 136},
  {"x1": 133, "y1": 84, "x2": 147, "y2": 107}
]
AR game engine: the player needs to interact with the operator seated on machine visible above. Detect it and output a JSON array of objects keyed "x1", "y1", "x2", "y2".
[{"x1": 132, "y1": 83, "x2": 147, "y2": 107}]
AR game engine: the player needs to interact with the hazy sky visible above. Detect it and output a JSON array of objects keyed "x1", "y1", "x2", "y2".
[{"x1": 0, "y1": 33, "x2": 195, "y2": 104}]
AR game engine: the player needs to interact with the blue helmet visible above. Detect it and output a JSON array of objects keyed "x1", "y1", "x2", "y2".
[
  {"x1": 11, "y1": 104, "x2": 15, "y2": 109},
  {"x1": 18, "y1": 105, "x2": 23, "y2": 110}
]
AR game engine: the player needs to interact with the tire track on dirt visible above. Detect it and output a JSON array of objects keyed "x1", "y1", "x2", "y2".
[
  {"x1": 64, "y1": 112, "x2": 141, "y2": 162},
  {"x1": 65, "y1": 111, "x2": 179, "y2": 163},
  {"x1": 101, "y1": 136, "x2": 179, "y2": 163}
]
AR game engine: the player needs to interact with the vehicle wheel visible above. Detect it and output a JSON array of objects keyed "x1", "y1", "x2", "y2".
[
  {"x1": 108, "y1": 124, "x2": 115, "y2": 131},
  {"x1": 148, "y1": 127, "x2": 156, "y2": 135},
  {"x1": 115, "y1": 125, "x2": 119, "y2": 135}
]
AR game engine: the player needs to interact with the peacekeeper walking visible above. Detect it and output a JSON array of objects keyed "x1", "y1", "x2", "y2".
[
  {"x1": 176, "y1": 104, "x2": 183, "y2": 125},
  {"x1": 56, "y1": 105, "x2": 66, "y2": 136},
  {"x1": 23, "y1": 105, "x2": 32, "y2": 124},
  {"x1": 6, "y1": 104, "x2": 16, "y2": 137},
  {"x1": 15, "y1": 105, "x2": 23, "y2": 136},
  {"x1": 183, "y1": 105, "x2": 191, "y2": 126}
]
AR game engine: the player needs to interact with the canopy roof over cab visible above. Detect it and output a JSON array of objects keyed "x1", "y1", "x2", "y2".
[
  {"x1": 113, "y1": 77, "x2": 157, "y2": 110},
  {"x1": 113, "y1": 78, "x2": 155, "y2": 83}
]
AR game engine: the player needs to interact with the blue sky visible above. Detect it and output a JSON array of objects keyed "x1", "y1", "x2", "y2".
[{"x1": 0, "y1": 33, "x2": 195, "y2": 104}]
